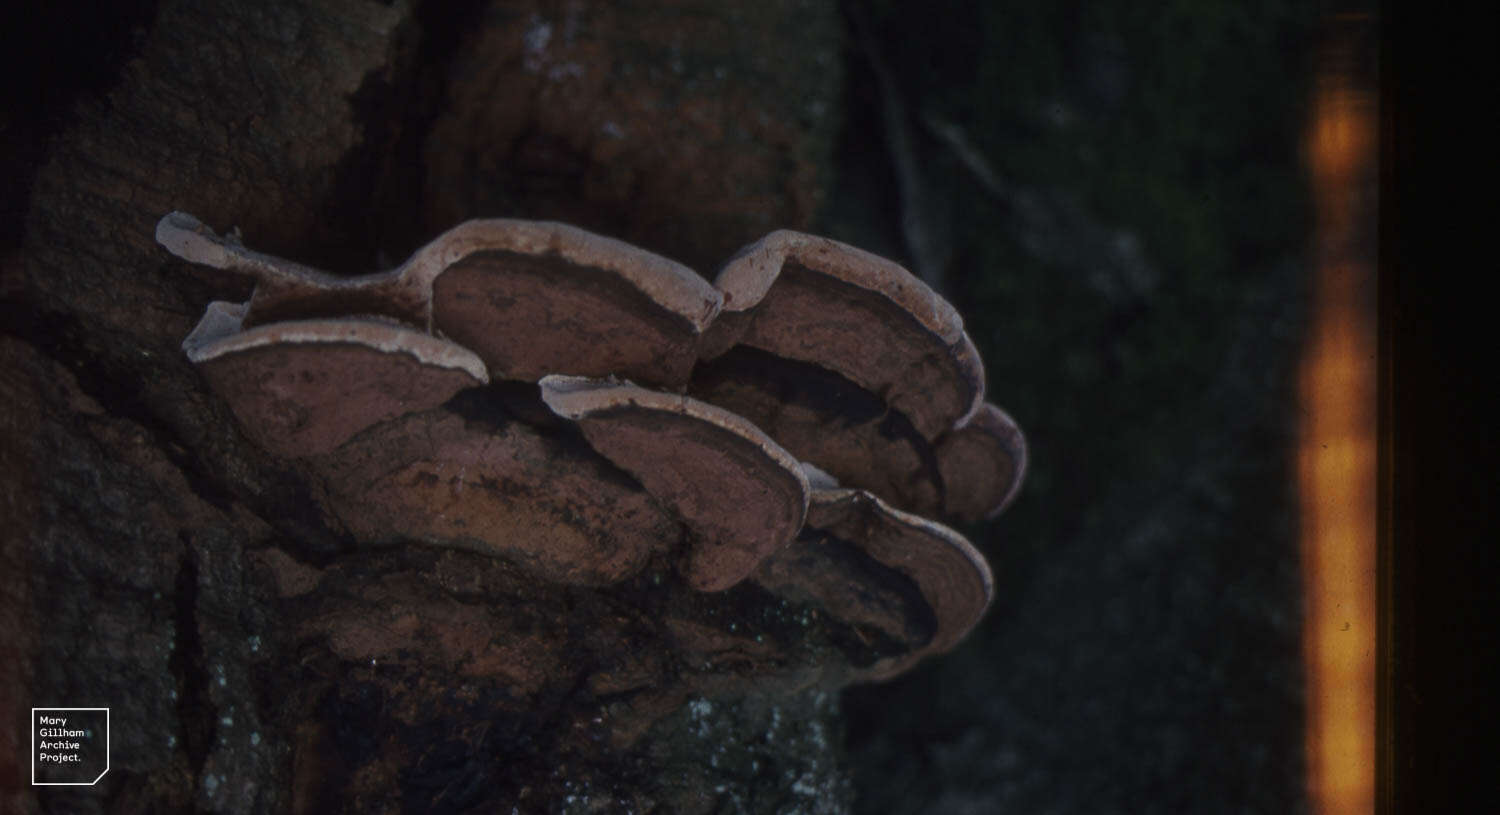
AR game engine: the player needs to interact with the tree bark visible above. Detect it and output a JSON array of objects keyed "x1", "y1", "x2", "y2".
[{"x1": 2, "y1": 1, "x2": 846, "y2": 812}]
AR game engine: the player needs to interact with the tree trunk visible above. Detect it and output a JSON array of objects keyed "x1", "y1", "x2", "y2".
[{"x1": 2, "y1": 1, "x2": 848, "y2": 812}]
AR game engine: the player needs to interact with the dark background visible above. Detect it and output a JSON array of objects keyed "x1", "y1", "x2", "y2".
[{"x1": 825, "y1": 3, "x2": 1319, "y2": 812}]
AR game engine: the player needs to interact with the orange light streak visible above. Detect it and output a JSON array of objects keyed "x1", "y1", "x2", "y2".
[{"x1": 1300, "y1": 14, "x2": 1377, "y2": 815}]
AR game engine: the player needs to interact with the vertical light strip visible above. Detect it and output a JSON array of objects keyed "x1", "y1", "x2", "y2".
[{"x1": 1301, "y1": 12, "x2": 1377, "y2": 815}]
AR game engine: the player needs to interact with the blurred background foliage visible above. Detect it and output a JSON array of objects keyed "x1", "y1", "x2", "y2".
[{"x1": 824, "y1": 1, "x2": 1321, "y2": 811}]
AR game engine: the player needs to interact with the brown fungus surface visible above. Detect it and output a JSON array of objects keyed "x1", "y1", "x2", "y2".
[
  {"x1": 162, "y1": 211, "x2": 1017, "y2": 706},
  {"x1": 689, "y1": 345, "x2": 945, "y2": 518},
  {"x1": 423, "y1": 220, "x2": 720, "y2": 386},
  {"x1": 752, "y1": 524, "x2": 938, "y2": 675},
  {"x1": 936, "y1": 401, "x2": 1030, "y2": 521},
  {"x1": 306, "y1": 398, "x2": 682, "y2": 587},
  {"x1": 797, "y1": 487, "x2": 993, "y2": 682},
  {"x1": 180, "y1": 302, "x2": 488, "y2": 458},
  {"x1": 156, "y1": 211, "x2": 427, "y2": 328},
  {"x1": 159, "y1": 211, "x2": 721, "y2": 386},
  {"x1": 705, "y1": 230, "x2": 986, "y2": 440},
  {"x1": 541, "y1": 375, "x2": 809, "y2": 592}
]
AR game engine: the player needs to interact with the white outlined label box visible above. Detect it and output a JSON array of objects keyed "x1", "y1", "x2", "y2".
[{"x1": 31, "y1": 708, "x2": 109, "y2": 785}]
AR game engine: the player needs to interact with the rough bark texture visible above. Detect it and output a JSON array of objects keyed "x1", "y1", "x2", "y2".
[{"x1": 3, "y1": 1, "x2": 846, "y2": 812}]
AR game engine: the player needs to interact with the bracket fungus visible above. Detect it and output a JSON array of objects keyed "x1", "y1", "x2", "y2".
[
  {"x1": 688, "y1": 230, "x2": 1023, "y2": 522},
  {"x1": 180, "y1": 301, "x2": 489, "y2": 458},
  {"x1": 936, "y1": 401, "x2": 1030, "y2": 520},
  {"x1": 540, "y1": 375, "x2": 809, "y2": 592},
  {"x1": 157, "y1": 210, "x2": 720, "y2": 387},
  {"x1": 703, "y1": 230, "x2": 985, "y2": 439},
  {"x1": 158, "y1": 210, "x2": 1025, "y2": 707},
  {"x1": 754, "y1": 486, "x2": 994, "y2": 682}
]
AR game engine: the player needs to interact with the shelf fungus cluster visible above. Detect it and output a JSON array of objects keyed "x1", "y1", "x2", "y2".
[{"x1": 157, "y1": 211, "x2": 1026, "y2": 694}]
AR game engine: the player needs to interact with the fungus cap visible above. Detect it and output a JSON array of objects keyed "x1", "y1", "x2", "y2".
[
  {"x1": 158, "y1": 212, "x2": 722, "y2": 386},
  {"x1": 688, "y1": 347, "x2": 943, "y2": 518},
  {"x1": 706, "y1": 230, "x2": 985, "y2": 438},
  {"x1": 307, "y1": 402, "x2": 680, "y2": 586},
  {"x1": 541, "y1": 375, "x2": 809, "y2": 592},
  {"x1": 936, "y1": 402, "x2": 1029, "y2": 521},
  {"x1": 181, "y1": 302, "x2": 487, "y2": 458},
  {"x1": 155, "y1": 211, "x2": 353, "y2": 294},
  {"x1": 422, "y1": 219, "x2": 721, "y2": 385},
  {"x1": 156, "y1": 212, "x2": 421, "y2": 326},
  {"x1": 162, "y1": 213, "x2": 1019, "y2": 687},
  {"x1": 803, "y1": 487, "x2": 993, "y2": 681}
]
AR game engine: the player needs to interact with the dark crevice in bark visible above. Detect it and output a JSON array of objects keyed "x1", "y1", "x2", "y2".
[
  {"x1": 169, "y1": 537, "x2": 215, "y2": 781},
  {"x1": 318, "y1": 0, "x2": 493, "y2": 273}
]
